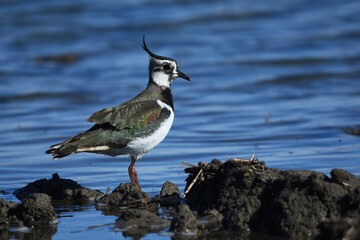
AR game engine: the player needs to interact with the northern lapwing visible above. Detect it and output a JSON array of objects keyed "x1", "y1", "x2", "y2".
[{"x1": 46, "y1": 37, "x2": 191, "y2": 191}]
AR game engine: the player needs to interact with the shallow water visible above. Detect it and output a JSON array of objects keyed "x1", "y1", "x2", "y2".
[{"x1": 1, "y1": 0, "x2": 360, "y2": 239}]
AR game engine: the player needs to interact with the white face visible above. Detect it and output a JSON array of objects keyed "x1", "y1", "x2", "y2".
[{"x1": 150, "y1": 59, "x2": 178, "y2": 88}]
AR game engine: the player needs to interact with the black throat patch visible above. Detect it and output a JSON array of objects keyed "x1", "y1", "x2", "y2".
[{"x1": 161, "y1": 87, "x2": 174, "y2": 111}]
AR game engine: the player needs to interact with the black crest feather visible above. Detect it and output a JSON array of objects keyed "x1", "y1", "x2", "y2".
[
  {"x1": 142, "y1": 36, "x2": 174, "y2": 61},
  {"x1": 142, "y1": 36, "x2": 156, "y2": 58}
]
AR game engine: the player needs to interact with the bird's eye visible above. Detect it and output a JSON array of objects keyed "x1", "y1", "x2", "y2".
[{"x1": 163, "y1": 64, "x2": 171, "y2": 70}]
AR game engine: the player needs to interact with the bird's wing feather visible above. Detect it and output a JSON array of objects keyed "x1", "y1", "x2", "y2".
[{"x1": 87, "y1": 100, "x2": 163, "y2": 132}]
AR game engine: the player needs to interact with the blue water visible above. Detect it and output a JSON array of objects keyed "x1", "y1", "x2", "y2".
[{"x1": 1, "y1": 0, "x2": 360, "y2": 239}]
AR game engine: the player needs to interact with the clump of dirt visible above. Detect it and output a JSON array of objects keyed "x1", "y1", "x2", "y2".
[
  {"x1": 184, "y1": 158, "x2": 360, "y2": 238},
  {"x1": 14, "y1": 173, "x2": 103, "y2": 202},
  {"x1": 160, "y1": 181, "x2": 181, "y2": 198},
  {"x1": 156, "y1": 181, "x2": 182, "y2": 208},
  {"x1": 63, "y1": 188, "x2": 103, "y2": 202},
  {"x1": 10, "y1": 193, "x2": 57, "y2": 226},
  {"x1": 115, "y1": 209, "x2": 170, "y2": 239},
  {"x1": 331, "y1": 168, "x2": 360, "y2": 186},
  {"x1": 0, "y1": 199, "x2": 18, "y2": 230},
  {"x1": 96, "y1": 183, "x2": 151, "y2": 208},
  {"x1": 170, "y1": 204, "x2": 198, "y2": 234},
  {"x1": 4, "y1": 161, "x2": 360, "y2": 239},
  {"x1": 169, "y1": 204, "x2": 224, "y2": 238},
  {"x1": 1, "y1": 193, "x2": 57, "y2": 233}
]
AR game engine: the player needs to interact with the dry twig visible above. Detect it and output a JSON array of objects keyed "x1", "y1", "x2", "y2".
[
  {"x1": 180, "y1": 161, "x2": 198, "y2": 168},
  {"x1": 182, "y1": 168, "x2": 203, "y2": 199}
]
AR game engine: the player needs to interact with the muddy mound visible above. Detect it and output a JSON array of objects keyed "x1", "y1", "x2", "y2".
[
  {"x1": 14, "y1": 173, "x2": 103, "y2": 202},
  {"x1": 184, "y1": 158, "x2": 360, "y2": 238},
  {"x1": 156, "y1": 181, "x2": 182, "y2": 208},
  {"x1": 116, "y1": 209, "x2": 170, "y2": 239},
  {"x1": 0, "y1": 193, "x2": 57, "y2": 240},
  {"x1": 10, "y1": 193, "x2": 57, "y2": 226},
  {"x1": 0, "y1": 199, "x2": 18, "y2": 231},
  {"x1": 96, "y1": 183, "x2": 151, "y2": 208},
  {"x1": 170, "y1": 204, "x2": 198, "y2": 234},
  {"x1": 4, "y1": 160, "x2": 360, "y2": 239},
  {"x1": 160, "y1": 181, "x2": 181, "y2": 198}
]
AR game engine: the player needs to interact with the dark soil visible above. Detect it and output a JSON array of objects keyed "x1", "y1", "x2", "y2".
[
  {"x1": 157, "y1": 181, "x2": 182, "y2": 208},
  {"x1": 14, "y1": 173, "x2": 103, "y2": 202},
  {"x1": 184, "y1": 158, "x2": 360, "y2": 239},
  {"x1": 116, "y1": 209, "x2": 170, "y2": 239},
  {"x1": 160, "y1": 181, "x2": 181, "y2": 197},
  {"x1": 0, "y1": 193, "x2": 57, "y2": 240},
  {"x1": 1, "y1": 157, "x2": 360, "y2": 240},
  {"x1": 10, "y1": 193, "x2": 56, "y2": 225},
  {"x1": 170, "y1": 204, "x2": 198, "y2": 234},
  {"x1": 96, "y1": 183, "x2": 150, "y2": 207}
]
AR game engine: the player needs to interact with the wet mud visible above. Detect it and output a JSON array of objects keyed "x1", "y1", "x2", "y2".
[
  {"x1": 184, "y1": 158, "x2": 360, "y2": 239},
  {"x1": 14, "y1": 173, "x2": 103, "y2": 203},
  {"x1": 1, "y1": 158, "x2": 360, "y2": 239},
  {"x1": 0, "y1": 193, "x2": 57, "y2": 240}
]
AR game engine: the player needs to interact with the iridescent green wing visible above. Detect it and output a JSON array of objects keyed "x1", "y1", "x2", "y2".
[
  {"x1": 47, "y1": 100, "x2": 170, "y2": 157},
  {"x1": 87, "y1": 100, "x2": 164, "y2": 133}
]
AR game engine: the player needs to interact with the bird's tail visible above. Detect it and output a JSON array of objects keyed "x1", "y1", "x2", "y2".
[
  {"x1": 45, "y1": 143, "x2": 74, "y2": 159},
  {"x1": 45, "y1": 124, "x2": 115, "y2": 159},
  {"x1": 45, "y1": 130, "x2": 89, "y2": 159}
]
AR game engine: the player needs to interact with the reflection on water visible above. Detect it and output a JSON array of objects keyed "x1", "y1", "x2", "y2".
[{"x1": 1, "y1": 0, "x2": 360, "y2": 239}]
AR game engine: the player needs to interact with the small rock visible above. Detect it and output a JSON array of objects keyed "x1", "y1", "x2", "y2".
[
  {"x1": 63, "y1": 188, "x2": 104, "y2": 202},
  {"x1": 97, "y1": 183, "x2": 150, "y2": 207},
  {"x1": 0, "y1": 199, "x2": 18, "y2": 230},
  {"x1": 170, "y1": 204, "x2": 198, "y2": 234},
  {"x1": 160, "y1": 181, "x2": 181, "y2": 198},
  {"x1": 158, "y1": 181, "x2": 181, "y2": 208},
  {"x1": 14, "y1": 173, "x2": 82, "y2": 200},
  {"x1": 115, "y1": 209, "x2": 170, "y2": 239},
  {"x1": 11, "y1": 193, "x2": 57, "y2": 225},
  {"x1": 331, "y1": 169, "x2": 360, "y2": 187},
  {"x1": 14, "y1": 173, "x2": 103, "y2": 203}
]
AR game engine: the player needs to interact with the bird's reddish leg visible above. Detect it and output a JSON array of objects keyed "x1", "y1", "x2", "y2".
[{"x1": 128, "y1": 160, "x2": 141, "y2": 191}]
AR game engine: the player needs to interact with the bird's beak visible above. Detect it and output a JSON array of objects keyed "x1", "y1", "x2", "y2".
[{"x1": 176, "y1": 70, "x2": 191, "y2": 81}]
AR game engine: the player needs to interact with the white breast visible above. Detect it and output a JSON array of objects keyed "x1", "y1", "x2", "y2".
[{"x1": 126, "y1": 100, "x2": 174, "y2": 158}]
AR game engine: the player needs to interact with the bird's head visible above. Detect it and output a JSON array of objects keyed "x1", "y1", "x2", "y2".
[{"x1": 143, "y1": 36, "x2": 191, "y2": 88}]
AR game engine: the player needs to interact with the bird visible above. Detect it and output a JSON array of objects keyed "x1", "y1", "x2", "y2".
[{"x1": 46, "y1": 37, "x2": 191, "y2": 191}]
